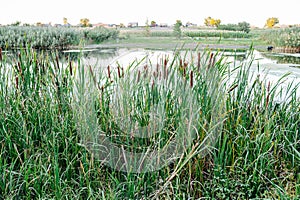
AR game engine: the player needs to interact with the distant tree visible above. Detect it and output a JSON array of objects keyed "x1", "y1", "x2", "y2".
[
  {"x1": 238, "y1": 21, "x2": 251, "y2": 33},
  {"x1": 11, "y1": 21, "x2": 21, "y2": 26},
  {"x1": 119, "y1": 23, "x2": 125, "y2": 28},
  {"x1": 150, "y1": 21, "x2": 157, "y2": 27},
  {"x1": 173, "y1": 20, "x2": 182, "y2": 39},
  {"x1": 63, "y1": 17, "x2": 68, "y2": 25},
  {"x1": 204, "y1": 17, "x2": 221, "y2": 27},
  {"x1": 80, "y1": 18, "x2": 91, "y2": 27},
  {"x1": 265, "y1": 17, "x2": 279, "y2": 28}
]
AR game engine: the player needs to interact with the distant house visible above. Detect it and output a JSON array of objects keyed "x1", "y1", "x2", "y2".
[
  {"x1": 159, "y1": 23, "x2": 168, "y2": 27},
  {"x1": 128, "y1": 22, "x2": 138, "y2": 28},
  {"x1": 185, "y1": 22, "x2": 197, "y2": 27},
  {"x1": 93, "y1": 23, "x2": 109, "y2": 28},
  {"x1": 108, "y1": 24, "x2": 118, "y2": 28}
]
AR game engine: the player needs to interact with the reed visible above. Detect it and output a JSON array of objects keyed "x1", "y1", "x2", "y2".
[{"x1": 0, "y1": 47, "x2": 299, "y2": 199}]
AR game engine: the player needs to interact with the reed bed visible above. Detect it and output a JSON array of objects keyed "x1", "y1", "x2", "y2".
[
  {"x1": 0, "y1": 26, "x2": 119, "y2": 50},
  {"x1": 262, "y1": 27, "x2": 300, "y2": 53},
  {"x1": 0, "y1": 47, "x2": 299, "y2": 199}
]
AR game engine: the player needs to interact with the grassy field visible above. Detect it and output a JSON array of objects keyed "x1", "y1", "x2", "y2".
[
  {"x1": 97, "y1": 27, "x2": 269, "y2": 51},
  {"x1": 0, "y1": 46, "x2": 299, "y2": 199}
]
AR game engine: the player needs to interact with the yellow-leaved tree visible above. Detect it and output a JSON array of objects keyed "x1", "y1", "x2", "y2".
[
  {"x1": 204, "y1": 17, "x2": 221, "y2": 27},
  {"x1": 265, "y1": 17, "x2": 279, "y2": 28},
  {"x1": 63, "y1": 17, "x2": 68, "y2": 25},
  {"x1": 80, "y1": 18, "x2": 91, "y2": 27}
]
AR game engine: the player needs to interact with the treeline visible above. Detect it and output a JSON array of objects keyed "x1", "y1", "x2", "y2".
[
  {"x1": 217, "y1": 22, "x2": 251, "y2": 33},
  {"x1": 0, "y1": 26, "x2": 119, "y2": 49}
]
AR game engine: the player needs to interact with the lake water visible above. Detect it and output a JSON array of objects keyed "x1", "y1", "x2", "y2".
[{"x1": 62, "y1": 47, "x2": 300, "y2": 101}]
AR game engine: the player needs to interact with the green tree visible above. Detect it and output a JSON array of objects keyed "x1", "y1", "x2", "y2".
[
  {"x1": 11, "y1": 21, "x2": 21, "y2": 26},
  {"x1": 150, "y1": 21, "x2": 157, "y2": 27},
  {"x1": 173, "y1": 20, "x2": 182, "y2": 39},
  {"x1": 238, "y1": 21, "x2": 250, "y2": 33}
]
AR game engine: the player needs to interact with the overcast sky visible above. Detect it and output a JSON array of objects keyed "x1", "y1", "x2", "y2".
[{"x1": 1, "y1": 0, "x2": 299, "y2": 27}]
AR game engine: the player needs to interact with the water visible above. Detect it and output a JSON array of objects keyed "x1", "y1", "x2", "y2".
[{"x1": 63, "y1": 47, "x2": 300, "y2": 101}]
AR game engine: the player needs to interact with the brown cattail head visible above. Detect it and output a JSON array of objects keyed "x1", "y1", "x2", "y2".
[
  {"x1": 137, "y1": 70, "x2": 141, "y2": 83},
  {"x1": 208, "y1": 53, "x2": 214, "y2": 69},
  {"x1": 107, "y1": 65, "x2": 111, "y2": 79},
  {"x1": 69, "y1": 61, "x2": 73, "y2": 76},
  {"x1": 15, "y1": 76, "x2": 19, "y2": 89},
  {"x1": 117, "y1": 66, "x2": 121, "y2": 78},
  {"x1": 164, "y1": 58, "x2": 168, "y2": 68},
  {"x1": 197, "y1": 52, "x2": 201, "y2": 71},
  {"x1": 183, "y1": 62, "x2": 188, "y2": 78},
  {"x1": 179, "y1": 59, "x2": 183, "y2": 69},
  {"x1": 190, "y1": 70, "x2": 193, "y2": 88}
]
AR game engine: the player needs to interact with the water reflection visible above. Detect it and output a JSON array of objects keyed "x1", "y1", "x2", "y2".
[{"x1": 261, "y1": 52, "x2": 300, "y2": 65}]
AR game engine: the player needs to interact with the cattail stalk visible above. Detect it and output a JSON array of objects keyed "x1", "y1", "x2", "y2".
[
  {"x1": 0, "y1": 48, "x2": 2, "y2": 61},
  {"x1": 266, "y1": 81, "x2": 270, "y2": 108},
  {"x1": 197, "y1": 52, "x2": 201, "y2": 71},
  {"x1": 190, "y1": 70, "x2": 193, "y2": 88}
]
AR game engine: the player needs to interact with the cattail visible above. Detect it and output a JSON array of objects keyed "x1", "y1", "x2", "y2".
[
  {"x1": 190, "y1": 70, "x2": 193, "y2": 88},
  {"x1": 117, "y1": 66, "x2": 121, "y2": 78},
  {"x1": 144, "y1": 65, "x2": 148, "y2": 78},
  {"x1": 55, "y1": 54, "x2": 60, "y2": 70},
  {"x1": 212, "y1": 56, "x2": 216, "y2": 68},
  {"x1": 183, "y1": 62, "x2": 188, "y2": 78},
  {"x1": 208, "y1": 53, "x2": 214, "y2": 69},
  {"x1": 164, "y1": 62, "x2": 167, "y2": 80},
  {"x1": 179, "y1": 59, "x2": 183, "y2": 69},
  {"x1": 164, "y1": 58, "x2": 168, "y2": 68},
  {"x1": 151, "y1": 80, "x2": 155, "y2": 91},
  {"x1": 137, "y1": 70, "x2": 141, "y2": 83},
  {"x1": 107, "y1": 65, "x2": 111, "y2": 79},
  {"x1": 121, "y1": 67, "x2": 124, "y2": 77},
  {"x1": 15, "y1": 76, "x2": 19, "y2": 89},
  {"x1": 0, "y1": 48, "x2": 2, "y2": 61},
  {"x1": 197, "y1": 52, "x2": 201, "y2": 71},
  {"x1": 69, "y1": 61, "x2": 73, "y2": 76}
]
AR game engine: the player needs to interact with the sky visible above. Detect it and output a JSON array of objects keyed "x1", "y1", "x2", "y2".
[{"x1": 1, "y1": 0, "x2": 299, "y2": 27}]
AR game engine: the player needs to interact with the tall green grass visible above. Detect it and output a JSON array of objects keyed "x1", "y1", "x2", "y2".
[
  {"x1": 262, "y1": 27, "x2": 300, "y2": 52},
  {"x1": 0, "y1": 46, "x2": 299, "y2": 199},
  {"x1": 0, "y1": 26, "x2": 119, "y2": 50}
]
